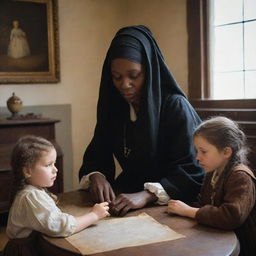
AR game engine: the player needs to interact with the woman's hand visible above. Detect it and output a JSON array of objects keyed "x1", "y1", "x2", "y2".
[
  {"x1": 110, "y1": 190, "x2": 158, "y2": 217},
  {"x1": 167, "y1": 200, "x2": 198, "y2": 218},
  {"x1": 89, "y1": 173, "x2": 116, "y2": 203}
]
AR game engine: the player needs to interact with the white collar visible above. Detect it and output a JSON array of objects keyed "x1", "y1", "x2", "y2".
[{"x1": 129, "y1": 104, "x2": 137, "y2": 121}]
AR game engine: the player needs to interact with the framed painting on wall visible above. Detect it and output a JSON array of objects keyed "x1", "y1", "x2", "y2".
[{"x1": 0, "y1": 0, "x2": 59, "y2": 84}]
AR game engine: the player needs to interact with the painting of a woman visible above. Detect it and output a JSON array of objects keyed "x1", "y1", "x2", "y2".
[
  {"x1": 7, "y1": 20, "x2": 31, "y2": 59},
  {"x1": 0, "y1": 0, "x2": 59, "y2": 83}
]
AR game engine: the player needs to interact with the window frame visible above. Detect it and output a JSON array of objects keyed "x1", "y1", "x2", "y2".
[
  {"x1": 187, "y1": 0, "x2": 256, "y2": 105},
  {"x1": 187, "y1": 0, "x2": 256, "y2": 172}
]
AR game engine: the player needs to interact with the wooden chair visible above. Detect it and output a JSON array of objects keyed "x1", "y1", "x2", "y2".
[{"x1": 0, "y1": 226, "x2": 8, "y2": 252}]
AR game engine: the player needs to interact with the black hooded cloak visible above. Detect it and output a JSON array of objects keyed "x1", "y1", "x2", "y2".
[{"x1": 79, "y1": 25, "x2": 204, "y2": 202}]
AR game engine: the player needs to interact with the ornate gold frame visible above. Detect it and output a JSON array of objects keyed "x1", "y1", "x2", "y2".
[{"x1": 0, "y1": 0, "x2": 59, "y2": 84}]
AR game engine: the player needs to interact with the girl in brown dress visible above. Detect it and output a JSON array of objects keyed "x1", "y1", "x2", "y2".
[{"x1": 167, "y1": 116, "x2": 256, "y2": 256}]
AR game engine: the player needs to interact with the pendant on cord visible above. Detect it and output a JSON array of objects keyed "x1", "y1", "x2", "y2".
[
  {"x1": 124, "y1": 146, "x2": 131, "y2": 158},
  {"x1": 123, "y1": 122, "x2": 131, "y2": 158}
]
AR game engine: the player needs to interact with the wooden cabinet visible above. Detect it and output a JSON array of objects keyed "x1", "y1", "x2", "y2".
[{"x1": 0, "y1": 118, "x2": 63, "y2": 214}]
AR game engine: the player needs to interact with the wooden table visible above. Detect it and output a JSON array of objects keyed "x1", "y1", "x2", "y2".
[{"x1": 39, "y1": 190, "x2": 240, "y2": 256}]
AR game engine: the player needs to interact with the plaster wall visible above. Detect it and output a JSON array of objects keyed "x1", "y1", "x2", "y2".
[{"x1": 0, "y1": 0, "x2": 187, "y2": 189}]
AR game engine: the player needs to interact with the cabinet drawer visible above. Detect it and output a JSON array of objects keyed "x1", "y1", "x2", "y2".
[{"x1": 0, "y1": 171, "x2": 12, "y2": 213}]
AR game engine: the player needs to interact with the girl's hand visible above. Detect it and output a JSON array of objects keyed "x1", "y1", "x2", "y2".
[
  {"x1": 75, "y1": 202, "x2": 110, "y2": 233},
  {"x1": 167, "y1": 200, "x2": 198, "y2": 218},
  {"x1": 91, "y1": 202, "x2": 110, "y2": 220}
]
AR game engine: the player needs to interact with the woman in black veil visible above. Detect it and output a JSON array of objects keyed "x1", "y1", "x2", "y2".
[{"x1": 79, "y1": 25, "x2": 204, "y2": 216}]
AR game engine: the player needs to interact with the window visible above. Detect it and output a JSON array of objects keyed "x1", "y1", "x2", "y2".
[
  {"x1": 210, "y1": 0, "x2": 256, "y2": 99},
  {"x1": 187, "y1": 0, "x2": 256, "y2": 101},
  {"x1": 187, "y1": 0, "x2": 256, "y2": 172}
]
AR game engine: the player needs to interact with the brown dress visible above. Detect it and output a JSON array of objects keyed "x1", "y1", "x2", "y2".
[
  {"x1": 3, "y1": 231, "x2": 40, "y2": 256},
  {"x1": 195, "y1": 164, "x2": 256, "y2": 256}
]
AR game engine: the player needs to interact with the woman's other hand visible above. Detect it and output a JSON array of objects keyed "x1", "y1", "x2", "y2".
[
  {"x1": 89, "y1": 173, "x2": 116, "y2": 203},
  {"x1": 110, "y1": 190, "x2": 157, "y2": 217}
]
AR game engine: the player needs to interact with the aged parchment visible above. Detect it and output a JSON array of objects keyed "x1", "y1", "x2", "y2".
[{"x1": 65, "y1": 212, "x2": 185, "y2": 255}]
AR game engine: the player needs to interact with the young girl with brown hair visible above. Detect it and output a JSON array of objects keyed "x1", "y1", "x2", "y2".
[
  {"x1": 168, "y1": 116, "x2": 256, "y2": 256},
  {"x1": 4, "y1": 135, "x2": 109, "y2": 256}
]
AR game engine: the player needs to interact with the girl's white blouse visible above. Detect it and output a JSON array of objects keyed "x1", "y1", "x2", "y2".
[{"x1": 6, "y1": 185, "x2": 77, "y2": 239}]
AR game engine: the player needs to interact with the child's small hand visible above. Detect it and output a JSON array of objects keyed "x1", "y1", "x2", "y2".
[
  {"x1": 91, "y1": 202, "x2": 110, "y2": 220},
  {"x1": 167, "y1": 200, "x2": 198, "y2": 218},
  {"x1": 167, "y1": 200, "x2": 190, "y2": 216}
]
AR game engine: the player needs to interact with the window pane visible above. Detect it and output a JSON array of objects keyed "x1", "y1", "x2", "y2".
[
  {"x1": 244, "y1": 21, "x2": 256, "y2": 70},
  {"x1": 213, "y1": 72, "x2": 244, "y2": 99},
  {"x1": 214, "y1": 24, "x2": 243, "y2": 72},
  {"x1": 214, "y1": 0, "x2": 243, "y2": 25},
  {"x1": 245, "y1": 71, "x2": 256, "y2": 98},
  {"x1": 244, "y1": 0, "x2": 256, "y2": 20},
  {"x1": 210, "y1": 0, "x2": 256, "y2": 99}
]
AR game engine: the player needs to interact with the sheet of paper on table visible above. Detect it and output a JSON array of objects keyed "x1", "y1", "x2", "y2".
[{"x1": 65, "y1": 212, "x2": 185, "y2": 255}]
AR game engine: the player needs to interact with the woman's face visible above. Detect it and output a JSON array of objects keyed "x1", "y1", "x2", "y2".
[
  {"x1": 111, "y1": 58, "x2": 145, "y2": 105},
  {"x1": 13, "y1": 21, "x2": 19, "y2": 28}
]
